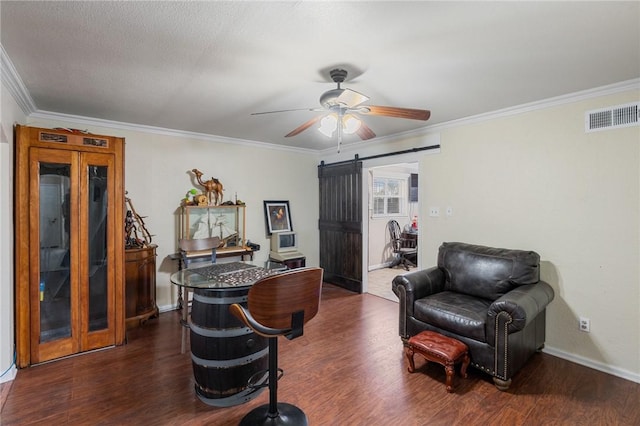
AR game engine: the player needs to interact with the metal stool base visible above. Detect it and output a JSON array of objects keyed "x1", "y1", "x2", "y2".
[{"x1": 239, "y1": 402, "x2": 307, "y2": 426}]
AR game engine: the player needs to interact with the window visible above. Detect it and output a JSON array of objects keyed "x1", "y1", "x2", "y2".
[{"x1": 372, "y1": 175, "x2": 407, "y2": 216}]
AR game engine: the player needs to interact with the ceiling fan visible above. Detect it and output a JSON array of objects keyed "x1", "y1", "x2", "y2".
[{"x1": 252, "y1": 68, "x2": 431, "y2": 152}]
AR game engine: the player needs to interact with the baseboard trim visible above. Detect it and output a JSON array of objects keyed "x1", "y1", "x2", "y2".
[
  {"x1": 543, "y1": 345, "x2": 640, "y2": 384},
  {"x1": 0, "y1": 365, "x2": 17, "y2": 384},
  {"x1": 158, "y1": 303, "x2": 177, "y2": 314},
  {"x1": 369, "y1": 262, "x2": 392, "y2": 271}
]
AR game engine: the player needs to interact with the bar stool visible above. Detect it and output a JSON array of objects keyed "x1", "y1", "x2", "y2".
[{"x1": 229, "y1": 267, "x2": 323, "y2": 426}]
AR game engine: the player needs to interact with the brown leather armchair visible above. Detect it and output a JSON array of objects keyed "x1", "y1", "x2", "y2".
[{"x1": 392, "y1": 242, "x2": 554, "y2": 390}]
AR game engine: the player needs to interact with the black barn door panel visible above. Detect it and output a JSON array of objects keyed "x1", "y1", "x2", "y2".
[{"x1": 318, "y1": 162, "x2": 362, "y2": 293}]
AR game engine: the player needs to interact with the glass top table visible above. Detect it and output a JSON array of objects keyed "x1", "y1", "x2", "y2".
[{"x1": 170, "y1": 260, "x2": 287, "y2": 289}]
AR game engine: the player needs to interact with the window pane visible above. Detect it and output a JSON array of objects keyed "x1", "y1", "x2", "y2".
[
  {"x1": 372, "y1": 175, "x2": 407, "y2": 216},
  {"x1": 373, "y1": 197, "x2": 385, "y2": 214},
  {"x1": 387, "y1": 180, "x2": 400, "y2": 195},
  {"x1": 387, "y1": 197, "x2": 400, "y2": 214},
  {"x1": 373, "y1": 179, "x2": 385, "y2": 196}
]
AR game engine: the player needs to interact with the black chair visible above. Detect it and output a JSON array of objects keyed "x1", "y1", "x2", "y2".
[
  {"x1": 387, "y1": 220, "x2": 417, "y2": 271},
  {"x1": 229, "y1": 267, "x2": 323, "y2": 426},
  {"x1": 178, "y1": 236, "x2": 220, "y2": 353}
]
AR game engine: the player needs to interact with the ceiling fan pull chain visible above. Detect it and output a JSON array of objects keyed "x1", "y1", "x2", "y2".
[{"x1": 337, "y1": 111, "x2": 344, "y2": 153}]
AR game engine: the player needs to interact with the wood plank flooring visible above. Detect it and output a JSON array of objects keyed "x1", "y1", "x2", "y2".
[{"x1": 1, "y1": 284, "x2": 639, "y2": 425}]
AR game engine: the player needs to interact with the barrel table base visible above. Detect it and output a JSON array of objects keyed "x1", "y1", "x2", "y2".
[
  {"x1": 194, "y1": 375, "x2": 267, "y2": 407},
  {"x1": 190, "y1": 288, "x2": 269, "y2": 407}
]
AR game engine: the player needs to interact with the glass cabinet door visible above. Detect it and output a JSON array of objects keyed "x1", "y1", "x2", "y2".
[
  {"x1": 30, "y1": 148, "x2": 116, "y2": 363},
  {"x1": 36, "y1": 152, "x2": 76, "y2": 347},
  {"x1": 80, "y1": 152, "x2": 116, "y2": 350}
]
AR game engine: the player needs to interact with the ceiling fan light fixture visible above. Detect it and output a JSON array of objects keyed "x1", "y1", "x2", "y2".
[
  {"x1": 318, "y1": 114, "x2": 338, "y2": 137},
  {"x1": 343, "y1": 114, "x2": 361, "y2": 134}
]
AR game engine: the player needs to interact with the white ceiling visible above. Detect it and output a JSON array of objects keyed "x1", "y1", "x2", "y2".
[{"x1": 1, "y1": 1, "x2": 639, "y2": 151}]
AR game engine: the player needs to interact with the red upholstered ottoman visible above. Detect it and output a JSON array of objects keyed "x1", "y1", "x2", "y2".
[{"x1": 406, "y1": 331, "x2": 470, "y2": 393}]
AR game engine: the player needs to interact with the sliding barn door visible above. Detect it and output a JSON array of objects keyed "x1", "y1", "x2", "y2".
[{"x1": 318, "y1": 161, "x2": 362, "y2": 293}]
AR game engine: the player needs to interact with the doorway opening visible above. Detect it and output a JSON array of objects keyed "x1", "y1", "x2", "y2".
[{"x1": 364, "y1": 162, "x2": 419, "y2": 301}]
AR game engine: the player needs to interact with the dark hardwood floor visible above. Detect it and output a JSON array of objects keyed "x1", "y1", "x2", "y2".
[{"x1": 1, "y1": 284, "x2": 639, "y2": 425}]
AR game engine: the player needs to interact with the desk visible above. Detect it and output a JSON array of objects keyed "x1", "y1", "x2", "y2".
[
  {"x1": 170, "y1": 261, "x2": 286, "y2": 407},
  {"x1": 269, "y1": 251, "x2": 306, "y2": 269},
  {"x1": 401, "y1": 231, "x2": 418, "y2": 247},
  {"x1": 399, "y1": 231, "x2": 418, "y2": 267}
]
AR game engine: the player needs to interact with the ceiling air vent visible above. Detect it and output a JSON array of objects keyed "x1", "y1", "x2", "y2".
[{"x1": 585, "y1": 102, "x2": 639, "y2": 133}]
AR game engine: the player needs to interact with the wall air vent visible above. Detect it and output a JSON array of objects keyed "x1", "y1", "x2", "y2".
[{"x1": 585, "y1": 102, "x2": 639, "y2": 132}]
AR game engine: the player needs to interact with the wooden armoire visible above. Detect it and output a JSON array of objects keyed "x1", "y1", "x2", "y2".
[{"x1": 14, "y1": 125, "x2": 126, "y2": 367}]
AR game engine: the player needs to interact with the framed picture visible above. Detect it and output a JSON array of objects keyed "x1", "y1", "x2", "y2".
[{"x1": 263, "y1": 200, "x2": 292, "y2": 235}]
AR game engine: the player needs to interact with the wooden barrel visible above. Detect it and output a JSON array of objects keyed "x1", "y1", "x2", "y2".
[{"x1": 190, "y1": 287, "x2": 269, "y2": 407}]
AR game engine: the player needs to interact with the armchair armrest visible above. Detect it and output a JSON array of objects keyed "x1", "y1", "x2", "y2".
[
  {"x1": 486, "y1": 280, "x2": 555, "y2": 342},
  {"x1": 392, "y1": 266, "x2": 444, "y2": 318}
]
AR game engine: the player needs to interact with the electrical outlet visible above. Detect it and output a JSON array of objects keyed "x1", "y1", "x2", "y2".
[
  {"x1": 429, "y1": 207, "x2": 440, "y2": 217},
  {"x1": 579, "y1": 317, "x2": 590, "y2": 332}
]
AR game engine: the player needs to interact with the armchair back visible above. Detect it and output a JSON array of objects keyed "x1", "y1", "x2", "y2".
[{"x1": 437, "y1": 242, "x2": 540, "y2": 301}]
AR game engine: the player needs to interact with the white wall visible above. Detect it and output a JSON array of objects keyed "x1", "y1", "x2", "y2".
[
  {"x1": 420, "y1": 89, "x2": 640, "y2": 380},
  {"x1": 0, "y1": 83, "x2": 26, "y2": 383},
  {"x1": 24, "y1": 116, "x2": 321, "y2": 312}
]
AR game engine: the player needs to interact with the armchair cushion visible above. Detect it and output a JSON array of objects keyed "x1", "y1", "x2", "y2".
[
  {"x1": 414, "y1": 292, "x2": 491, "y2": 342},
  {"x1": 437, "y1": 242, "x2": 540, "y2": 301}
]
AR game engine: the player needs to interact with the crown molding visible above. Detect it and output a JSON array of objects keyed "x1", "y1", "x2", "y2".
[
  {"x1": 0, "y1": 44, "x2": 36, "y2": 115},
  {"x1": 424, "y1": 78, "x2": 640, "y2": 133},
  {"x1": 28, "y1": 110, "x2": 316, "y2": 155},
  {"x1": 23, "y1": 76, "x2": 640, "y2": 155}
]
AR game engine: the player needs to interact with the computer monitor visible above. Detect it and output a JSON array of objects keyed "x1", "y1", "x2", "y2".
[{"x1": 271, "y1": 231, "x2": 297, "y2": 253}]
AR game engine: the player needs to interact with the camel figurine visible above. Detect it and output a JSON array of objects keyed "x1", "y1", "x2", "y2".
[{"x1": 191, "y1": 169, "x2": 224, "y2": 206}]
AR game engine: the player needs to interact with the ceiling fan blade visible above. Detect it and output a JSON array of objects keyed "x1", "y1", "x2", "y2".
[
  {"x1": 356, "y1": 122, "x2": 376, "y2": 140},
  {"x1": 251, "y1": 107, "x2": 321, "y2": 116},
  {"x1": 336, "y1": 88, "x2": 369, "y2": 108},
  {"x1": 285, "y1": 116, "x2": 323, "y2": 137},
  {"x1": 360, "y1": 105, "x2": 431, "y2": 121}
]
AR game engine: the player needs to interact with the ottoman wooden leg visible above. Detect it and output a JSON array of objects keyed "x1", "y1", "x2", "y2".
[
  {"x1": 444, "y1": 362, "x2": 455, "y2": 393},
  {"x1": 405, "y1": 347, "x2": 416, "y2": 373},
  {"x1": 406, "y1": 331, "x2": 469, "y2": 393},
  {"x1": 460, "y1": 353, "x2": 470, "y2": 379}
]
